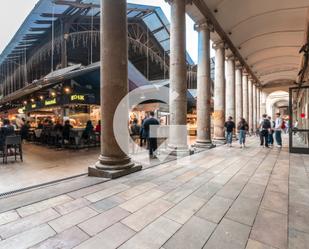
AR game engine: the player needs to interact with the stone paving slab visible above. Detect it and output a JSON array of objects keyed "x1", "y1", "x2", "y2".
[
  {"x1": 0, "y1": 137, "x2": 307, "y2": 249},
  {"x1": 250, "y1": 208, "x2": 287, "y2": 249},
  {"x1": 163, "y1": 216, "x2": 216, "y2": 249},
  {"x1": 30, "y1": 226, "x2": 89, "y2": 249}
]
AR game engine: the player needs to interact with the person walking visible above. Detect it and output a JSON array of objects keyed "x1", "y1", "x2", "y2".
[
  {"x1": 237, "y1": 118, "x2": 249, "y2": 148},
  {"x1": 143, "y1": 111, "x2": 160, "y2": 159},
  {"x1": 259, "y1": 114, "x2": 271, "y2": 148},
  {"x1": 274, "y1": 112, "x2": 283, "y2": 148},
  {"x1": 224, "y1": 116, "x2": 235, "y2": 147},
  {"x1": 268, "y1": 116, "x2": 275, "y2": 147},
  {"x1": 130, "y1": 118, "x2": 141, "y2": 144}
]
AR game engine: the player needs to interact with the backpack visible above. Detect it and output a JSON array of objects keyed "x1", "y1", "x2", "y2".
[
  {"x1": 131, "y1": 124, "x2": 140, "y2": 136},
  {"x1": 281, "y1": 120, "x2": 286, "y2": 129},
  {"x1": 262, "y1": 119, "x2": 271, "y2": 129}
]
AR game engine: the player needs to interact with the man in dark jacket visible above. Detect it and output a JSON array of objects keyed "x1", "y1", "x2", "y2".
[
  {"x1": 143, "y1": 111, "x2": 160, "y2": 159},
  {"x1": 259, "y1": 114, "x2": 271, "y2": 148}
]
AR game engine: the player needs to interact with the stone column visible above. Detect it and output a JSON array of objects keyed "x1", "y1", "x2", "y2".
[
  {"x1": 235, "y1": 62, "x2": 243, "y2": 123},
  {"x1": 89, "y1": 0, "x2": 141, "y2": 178},
  {"x1": 194, "y1": 21, "x2": 213, "y2": 147},
  {"x1": 242, "y1": 71, "x2": 249, "y2": 123},
  {"x1": 225, "y1": 55, "x2": 235, "y2": 121},
  {"x1": 212, "y1": 41, "x2": 226, "y2": 141},
  {"x1": 168, "y1": 0, "x2": 190, "y2": 154},
  {"x1": 248, "y1": 78, "x2": 253, "y2": 132},
  {"x1": 260, "y1": 90, "x2": 267, "y2": 115},
  {"x1": 256, "y1": 88, "x2": 261, "y2": 122},
  {"x1": 253, "y1": 84, "x2": 257, "y2": 131}
]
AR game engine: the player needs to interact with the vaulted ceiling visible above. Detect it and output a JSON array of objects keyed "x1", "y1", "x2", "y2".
[{"x1": 187, "y1": 0, "x2": 309, "y2": 88}]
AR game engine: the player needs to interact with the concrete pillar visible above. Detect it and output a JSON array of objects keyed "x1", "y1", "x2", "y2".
[
  {"x1": 242, "y1": 71, "x2": 249, "y2": 123},
  {"x1": 260, "y1": 91, "x2": 267, "y2": 115},
  {"x1": 253, "y1": 84, "x2": 257, "y2": 131},
  {"x1": 225, "y1": 55, "x2": 235, "y2": 121},
  {"x1": 248, "y1": 79, "x2": 253, "y2": 132},
  {"x1": 194, "y1": 21, "x2": 213, "y2": 147},
  {"x1": 89, "y1": 0, "x2": 141, "y2": 178},
  {"x1": 212, "y1": 41, "x2": 226, "y2": 141},
  {"x1": 168, "y1": 0, "x2": 189, "y2": 153},
  {"x1": 235, "y1": 63, "x2": 243, "y2": 123},
  {"x1": 257, "y1": 88, "x2": 261, "y2": 121}
]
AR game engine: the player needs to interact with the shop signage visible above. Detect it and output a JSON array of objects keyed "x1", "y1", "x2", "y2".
[
  {"x1": 45, "y1": 98, "x2": 57, "y2": 106},
  {"x1": 31, "y1": 104, "x2": 37, "y2": 109},
  {"x1": 71, "y1": 94, "x2": 85, "y2": 101}
]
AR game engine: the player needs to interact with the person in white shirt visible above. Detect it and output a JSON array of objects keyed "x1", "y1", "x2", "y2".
[{"x1": 274, "y1": 113, "x2": 283, "y2": 147}]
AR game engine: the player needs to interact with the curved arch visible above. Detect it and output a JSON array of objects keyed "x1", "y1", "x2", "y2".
[
  {"x1": 244, "y1": 46, "x2": 300, "y2": 60},
  {"x1": 239, "y1": 30, "x2": 303, "y2": 47},
  {"x1": 247, "y1": 47, "x2": 300, "y2": 65},
  {"x1": 250, "y1": 55, "x2": 299, "y2": 67},
  {"x1": 229, "y1": 7, "x2": 306, "y2": 32},
  {"x1": 258, "y1": 68, "x2": 299, "y2": 77},
  {"x1": 253, "y1": 62, "x2": 299, "y2": 72}
]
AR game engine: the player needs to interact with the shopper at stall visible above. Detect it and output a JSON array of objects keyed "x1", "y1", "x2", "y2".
[
  {"x1": 95, "y1": 120, "x2": 101, "y2": 133},
  {"x1": 37, "y1": 121, "x2": 43, "y2": 129},
  {"x1": 62, "y1": 120, "x2": 73, "y2": 144},
  {"x1": 82, "y1": 120, "x2": 94, "y2": 141},
  {"x1": 130, "y1": 118, "x2": 141, "y2": 144},
  {"x1": 140, "y1": 115, "x2": 148, "y2": 147},
  {"x1": 53, "y1": 121, "x2": 63, "y2": 132},
  {"x1": 20, "y1": 121, "x2": 30, "y2": 141},
  {"x1": 143, "y1": 111, "x2": 159, "y2": 159}
]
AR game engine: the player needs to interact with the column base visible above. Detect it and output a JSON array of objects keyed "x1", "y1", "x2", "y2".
[
  {"x1": 166, "y1": 145, "x2": 194, "y2": 157},
  {"x1": 212, "y1": 137, "x2": 226, "y2": 145},
  {"x1": 89, "y1": 156, "x2": 142, "y2": 179},
  {"x1": 193, "y1": 141, "x2": 216, "y2": 149},
  {"x1": 88, "y1": 163, "x2": 142, "y2": 179}
]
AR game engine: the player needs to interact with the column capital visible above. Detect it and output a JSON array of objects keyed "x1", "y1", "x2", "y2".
[
  {"x1": 235, "y1": 60, "x2": 243, "y2": 69},
  {"x1": 242, "y1": 69, "x2": 249, "y2": 76},
  {"x1": 225, "y1": 54, "x2": 235, "y2": 61},
  {"x1": 194, "y1": 20, "x2": 214, "y2": 32},
  {"x1": 212, "y1": 40, "x2": 225, "y2": 50}
]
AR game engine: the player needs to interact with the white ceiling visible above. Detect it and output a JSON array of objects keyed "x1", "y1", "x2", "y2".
[{"x1": 187, "y1": 0, "x2": 309, "y2": 87}]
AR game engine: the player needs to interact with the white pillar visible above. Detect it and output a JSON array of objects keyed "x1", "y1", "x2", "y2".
[
  {"x1": 168, "y1": 0, "x2": 189, "y2": 153},
  {"x1": 90, "y1": 0, "x2": 141, "y2": 178},
  {"x1": 242, "y1": 71, "x2": 249, "y2": 122},
  {"x1": 195, "y1": 21, "x2": 213, "y2": 146},
  {"x1": 225, "y1": 55, "x2": 235, "y2": 121},
  {"x1": 253, "y1": 84, "x2": 257, "y2": 131},
  {"x1": 260, "y1": 90, "x2": 267, "y2": 115},
  {"x1": 235, "y1": 62, "x2": 243, "y2": 123},
  {"x1": 257, "y1": 88, "x2": 261, "y2": 122},
  {"x1": 248, "y1": 79, "x2": 253, "y2": 132},
  {"x1": 213, "y1": 41, "x2": 226, "y2": 141}
]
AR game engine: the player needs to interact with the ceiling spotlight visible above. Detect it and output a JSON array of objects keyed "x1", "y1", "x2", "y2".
[{"x1": 64, "y1": 87, "x2": 71, "y2": 94}]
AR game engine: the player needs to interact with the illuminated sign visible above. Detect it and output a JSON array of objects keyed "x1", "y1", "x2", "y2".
[
  {"x1": 31, "y1": 104, "x2": 37, "y2": 109},
  {"x1": 71, "y1": 95, "x2": 85, "y2": 101},
  {"x1": 45, "y1": 98, "x2": 57, "y2": 106}
]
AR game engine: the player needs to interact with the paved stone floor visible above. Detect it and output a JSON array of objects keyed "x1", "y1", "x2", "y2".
[
  {"x1": 0, "y1": 136, "x2": 308, "y2": 249},
  {"x1": 0, "y1": 142, "x2": 186, "y2": 194}
]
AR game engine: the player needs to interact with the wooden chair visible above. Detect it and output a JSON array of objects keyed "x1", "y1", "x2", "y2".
[{"x1": 3, "y1": 135, "x2": 23, "y2": 164}]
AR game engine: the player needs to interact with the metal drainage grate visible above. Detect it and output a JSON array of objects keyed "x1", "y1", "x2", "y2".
[{"x1": 0, "y1": 173, "x2": 88, "y2": 198}]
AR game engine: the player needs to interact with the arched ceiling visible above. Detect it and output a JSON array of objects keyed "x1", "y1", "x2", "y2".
[{"x1": 187, "y1": 0, "x2": 309, "y2": 87}]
